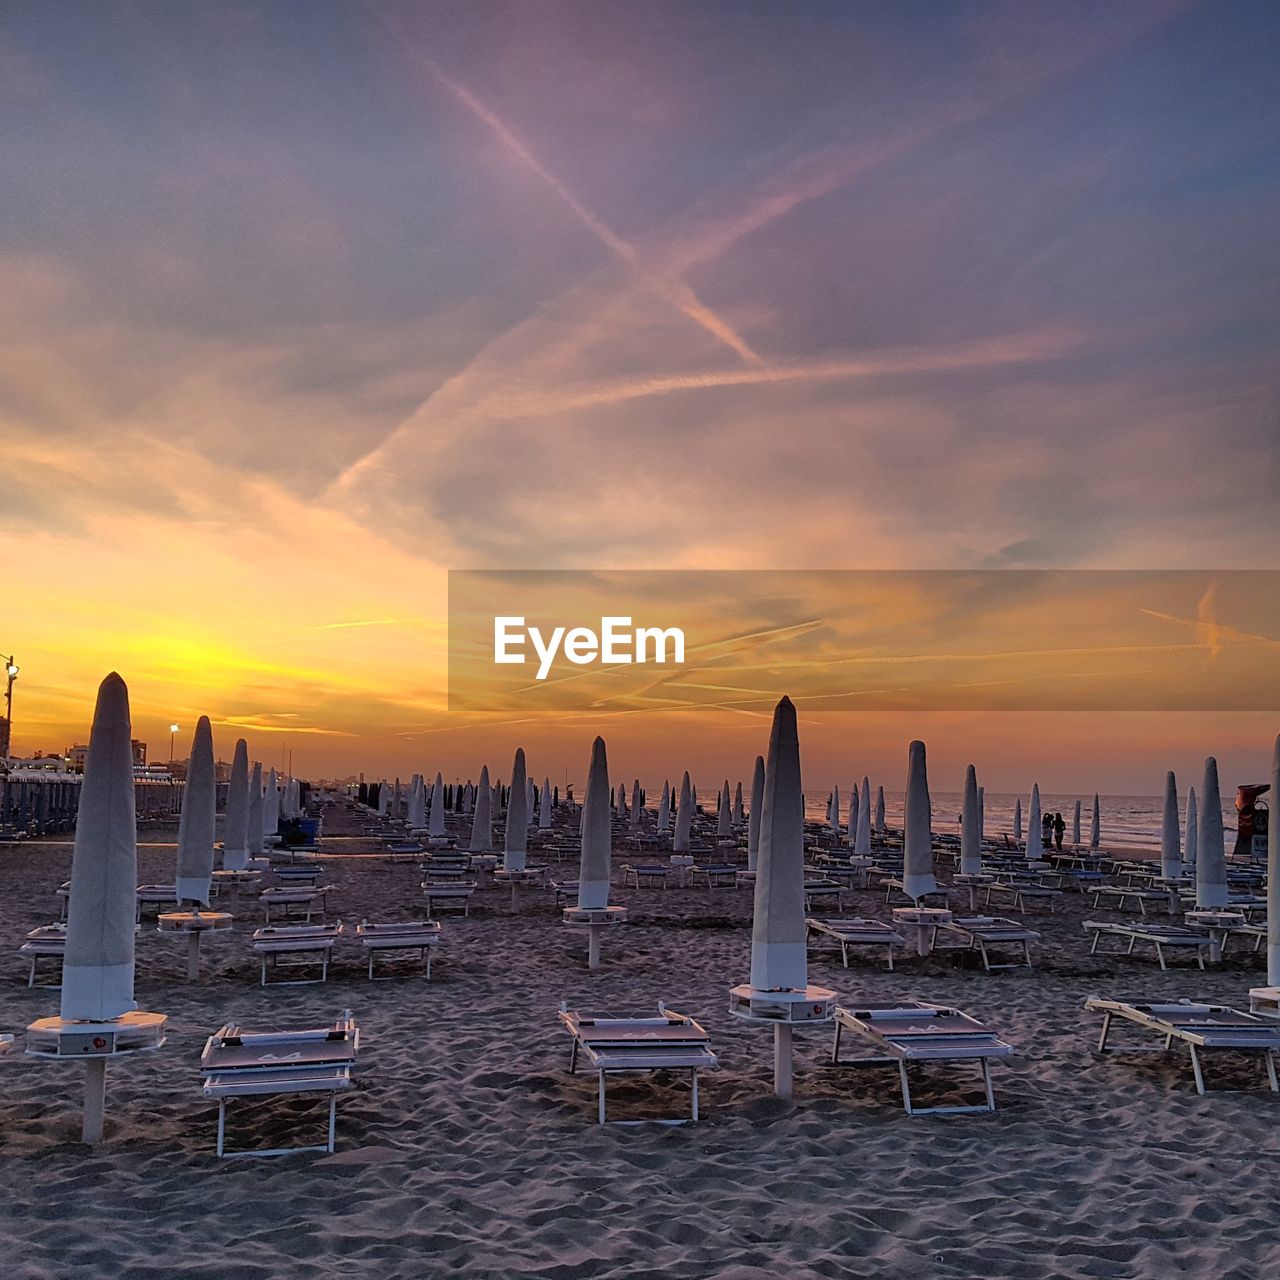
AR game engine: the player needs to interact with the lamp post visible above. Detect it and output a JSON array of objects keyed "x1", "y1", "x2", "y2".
[
  {"x1": 169, "y1": 723, "x2": 180, "y2": 763},
  {"x1": 3, "y1": 655, "x2": 17, "y2": 761}
]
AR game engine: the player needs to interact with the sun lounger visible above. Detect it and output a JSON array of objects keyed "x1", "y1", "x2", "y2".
[
  {"x1": 421, "y1": 881, "x2": 476, "y2": 917},
  {"x1": 806, "y1": 917, "x2": 905, "y2": 970},
  {"x1": 803, "y1": 879, "x2": 846, "y2": 912},
  {"x1": 353, "y1": 920, "x2": 441, "y2": 978},
  {"x1": 1088, "y1": 885, "x2": 1177, "y2": 916},
  {"x1": 557, "y1": 1005, "x2": 717, "y2": 1125},
  {"x1": 881, "y1": 878, "x2": 949, "y2": 907},
  {"x1": 689, "y1": 864, "x2": 739, "y2": 888},
  {"x1": 935, "y1": 916, "x2": 1040, "y2": 971},
  {"x1": 1085, "y1": 997, "x2": 1280, "y2": 1094},
  {"x1": 384, "y1": 839, "x2": 425, "y2": 861},
  {"x1": 550, "y1": 880, "x2": 580, "y2": 908},
  {"x1": 136, "y1": 884, "x2": 177, "y2": 914},
  {"x1": 831, "y1": 1002, "x2": 1015, "y2": 1115},
  {"x1": 983, "y1": 879, "x2": 1060, "y2": 914},
  {"x1": 260, "y1": 885, "x2": 331, "y2": 923},
  {"x1": 1082, "y1": 920, "x2": 1211, "y2": 970},
  {"x1": 251, "y1": 924, "x2": 342, "y2": 986},
  {"x1": 200, "y1": 1010, "x2": 360, "y2": 1156},
  {"x1": 19, "y1": 925, "x2": 67, "y2": 987},
  {"x1": 272, "y1": 863, "x2": 325, "y2": 885},
  {"x1": 621, "y1": 864, "x2": 669, "y2": 889},
  {"x1": 1249, "y1": 987, "x2": 1280, "y2": 1017}
]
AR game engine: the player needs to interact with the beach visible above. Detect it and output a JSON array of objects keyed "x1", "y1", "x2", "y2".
[{"x1": 2, "y1": 805, "x2": 1278, "y2": 1280}]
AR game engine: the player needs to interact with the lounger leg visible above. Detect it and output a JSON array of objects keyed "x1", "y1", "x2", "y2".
[
  {"x1": 898, "y1": 1061, "x2": 913, "y2": 1116},
  {"x1": 840, "y1": 941, "x2": 849, "y2": 968},
  {"x1": 1189, "y1": 1044, "x2": 1207, "y2": 1095},
  {"x1": 598, "y1": 1071, "x2": 606, "y2": 1125},
  {"x1": 982, "y1": 1059, "x2": 995, "y2": 1111},
  {"x1": 569, "y1": 1040, "x2": 578, "y2": 1074},
  {"x1": 27, "y1": 958, "x2": 35, "y2": 988},
  {"x1": 1097, "y1": 1011, "x2": 1113, "y2": 1053},
  {"x1": 327, "y1": 1094, "x2": 337, "y2": 1152},
  {"x1": 691, "y1": 1069, "x2": 699, "y2": 1122},
  {"x1": 426, "y1": 949, "x2": 432, "y2": 980},
  {"x1": 1266, "y1": 1051, "x2": 1278, "y2": 1093},
  {"x1": 886, "y1": 946, "x2": 894, "y2": 973},
  {"x1": 1090, "y1": 931, "x2": 1102, "y2": 955},
  {"x1": 217, "y1": 1099, "x2": 226, "y2": 1157}
]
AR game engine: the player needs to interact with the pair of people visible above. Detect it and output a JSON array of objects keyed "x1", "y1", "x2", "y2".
[{"x1": 1041, "y1": 810, "x2": 1067, "y2": 850}]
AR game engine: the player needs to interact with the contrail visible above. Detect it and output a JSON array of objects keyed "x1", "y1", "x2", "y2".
[{"x1": 373, "y1": 17, "x2": 762, "y2": 368}]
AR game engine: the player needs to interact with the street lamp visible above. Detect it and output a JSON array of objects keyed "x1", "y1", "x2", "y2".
[
  {"x1": 169, "y1": 723, "x2": 180, "y2": 763},
  {"x1": 3, "y1": 654, "x2": 17, "y2": 761}
]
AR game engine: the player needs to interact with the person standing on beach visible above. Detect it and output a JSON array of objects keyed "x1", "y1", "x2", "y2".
[
  {"x1": 1052, "y1": 811, "x2": 1066, "y2": 850},
  {"x1": 1042, "y1": 811, "x2": 1054, "y2": 849}
]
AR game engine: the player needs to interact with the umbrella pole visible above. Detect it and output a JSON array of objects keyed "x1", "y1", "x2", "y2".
[
  {"x1": 587, "y1": 925, "x2": 601, "y2": 971},
  {"x1": 83, "y1": 1058, "x2": 107, "y2": 1144},
  {"x1": 773, "y1": 1024, "x2": 793, "y2": 1099},
  {"x1": 186, "y1": 929, "x2": 201, "y2": 981}
]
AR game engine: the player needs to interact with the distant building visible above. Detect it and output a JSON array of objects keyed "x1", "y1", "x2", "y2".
[
  {"x1": 66, "y1": 743, "x2": 90, "y2": 772},
  {"x1": 131, "y1": 739, "x2": 147, "y2": 766}
]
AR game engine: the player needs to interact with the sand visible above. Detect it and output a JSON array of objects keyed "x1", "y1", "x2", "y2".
[{"x1": 2, "y1": 807, "x2": 1279, "y2": 1279}]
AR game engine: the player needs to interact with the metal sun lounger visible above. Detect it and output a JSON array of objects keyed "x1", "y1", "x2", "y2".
[
  {"x1": 881, "y1": 878, "x2": 950, "y2": 907},
  {"x1": 1085, "y1": 997, "x2": 1280, "y2": 1094},
  {"x1": 831, "y1": 1002, "x2": 1015, "y2": 1115},
  {"x1": 200, "y1": 1010, "x2": 360, "y2": 1156},
  {"x1": 983, "y1": 879, "x2": 1061, "y2": 914},
  {"x1": 251, "y1": 924, "x2": 343, "y2": 985},
  {"x1": 806, "y1": 917, "x2": 905, "y2": 970},
  {"x1": 19, "y1": 925, "x2": 68, "y2": 987},
  {"x1": 1082, "y1": 921, "x2": 1211, "y2": 970},
  {"x1": 1088, "y1": 885, "x2": 1178, "y2": 916},
  {"x1": 354, "y1": 920, "x2": 441, "y2": 979},
  {"x1": 935, "y1": 916, "x2": 1041, "y2": 971},
  {"x1": 421, "y1": 881, "x2": 476, "y2": 917},
  {"x1": 558, "y1": 1005, "x2": 717, "y2": 1125}
]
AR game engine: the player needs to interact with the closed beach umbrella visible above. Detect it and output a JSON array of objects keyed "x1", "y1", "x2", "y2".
[
  {"x1": 1026, "y1": 785, "x2": 1042, "y2": 857},
  {"x1": 263, "y1": 766, "x2": 280, "y2": 842},
  {"x1": 960, "y1": 764, "x2": 981, "y2": 875},
  {"x1": 733, "y1": 781, "x2": 744, "y2": 825},
  {"x1": 855, "y1": 775, "x2": 872, "y2": 856},
  {"x1": 750, "y1": 697, "x2": 807, "y2": 995},
  {"x1": 470, "y1": 765, "x2": 493, "y2": 852},
  {"x1": 429, "y1": 772, "x2": 446, "y2": 837},
  {"x1": 175, "y1": 716, "x2": 216, "y2": 907},
  {"x1": 578, "y1": 737, "x2": 613, "y2": 911},
  {"x1": 1268, "y1": 736, "x2": 1279, "y2": 984},
  {"x1": 847, "y1": 784, "x2": 859, "y2": 846},
  {"x1": 1090, "y1": 794, "x2": 1101, "y2": 850},
  {"x1": 747, "y1": 754, "x2": 765, "y2": 871},
  {"x1": 673, "y1": 771, "x2": 693, "y2": 853},
  {"x1": 717, "y1": 780, "x2": 732, "y2": 837},
  {"x1": 657, "y1": 780, "x2": 671, "y2": 832},
  {"x1": 247, "y1": 762, "x2": 264, "y2": 857},
  {"x1": 1160, "y1": 771, "x2": 1181, "y2": 880},
  {"x1": 1196, "y1": 756, "x2": 1228, "y2": 907},
  {"x1": 408, "y1": 775, "x2": 426, "y2": 829},
  {"x1": 828, "y1": 785, "x2": 840, "y2": 835},
  {"x1": 1071, "y1": 799, "x2": 1081, "y2": 848},
  {"x1": 222, "y1": 739, "x2": 250, "y2": 871},
  {"x1": 540, "y1": 777, "x2": 553, "y2": 830},
  {"x1": 62, "y1": 674, "x2": 139, "y2": 1022},
  {"x1": 902, "y1": 740, "x2": 937, "y2": 899},
  {"x1": 616, "y1": 781, "x2": 627, "y2": 815},
  {"x1": 1183, "y1": 787, "x2": 1198, "y2": 872},
  {"x1": 978, "y1": 786, "x2": 985, "y2": 839},
  {"x1": 630, "y1": 779, "x2": 642, "y2": 830},
  {"x1": 504, "y1": 749, "x2": 529, "y2": 870},
  {"x1": 1014, "y1": 797, "x2": 1023, "y2": 843},
  {"x1": 874, "y1": 786, "x2": 886, "y2": 834}
]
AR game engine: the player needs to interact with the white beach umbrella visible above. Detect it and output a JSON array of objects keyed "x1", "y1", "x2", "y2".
[
  {"x1": 657, "y1": 780, "x2": 671, "y2": 833},
  {"x1": 247, "y1": 762, "x2": 265, "y2": 856},
  {"x1": 874, "y1": 785, "x2": 886, "y2": 834},
  {"x1": 717, "y1": 780, "x2": 731, "y2": 837},
  {"x1": 616, "y1": 781, "x2": 627, "y2": 815},
  {"x1": 378, "y1": 779, "x2": 392, "y2": 817},
  {"x1": 504, "y1": 749, "x2": 529, "y2": 870},
  {"x1": 978, "y1": 785, "x2": 985, "y2": 839},
  {"x1": 1267, "y1": 736, "x2": 1279, "y2": 985},
  {"x1": 733, "y1": 781, "x2": 744, "y2": 825},
  {"x1": 1014, "y1": 797, "x2": 1023, "y2": 843},
  {"x1": 828, "y1": 785, "x2": 840, "y2": 835},
  {"x1": 855, "y1": 775, "x2": 872, "y2": 856},
  {"x1": 470, "y1": 765, "x2": 493, "y2": 852},
  {"x1": 846, "y1": 783, "x2": 858, "y2": 846},
  {"x1": 1071, "y1": 799, "x2": 1081, "y2": 848},
  {"x1": 62, "y1": 674, "x2": 138, "y2": 1022},
  {"x1": 746, "y1": 755, "x2": 765, "y2": 871},
  {"x1": 673, "y1": 771, "x2": 693, "y2": 853},
  {"x1": 578, "y1": 738, "x2": 613, "y2": 912},
  {"x1": 222, "y1": 739, "x2": 250, "y2": 871},
  {"x1": 1090, "y1": 794, "x2": 1101, "y2": 850},
  {"x1": 1026, "y1": 785, "x2": 1043, "y2": 856},
  {"x1": 750, "y1": 698, "x2": 808, "y2": 995},
  {"x1": 960, "y1": 764, "x2": 981, "y2": 875},
  {"x1": 175, "y1": 716, "x2": 216, "y2": 907},
  {"x1": 1160, "y1": 771, "x2": 1181, "y2": 880},
  {"x1": 540, "y1": 777, "x2": 553, "y2": 830},
  {"x1": 429, "y1": 771, "x2": 446, "y2": 838},
  {"x1": 902, "y1": 740, "x2": 937, "y2": 899},
  {"x1": 408, "y1": 775, "x2": 426, "y2": 829},
  {"x1": 1196, "y1": 756, "x2": 1228, "y2": 907},
  {"x1": 263, "y1": 766, "x2": 280, "y2": 842},
  {"x1": 1183, "y1": 787, "x2": 1198, "y2": 872},
  {"x1": 630, "y1": 779, "x2": 642, "y2": 830},
  {"x1": 526, "y1": 776, "x2": 535, "y2": 822}
]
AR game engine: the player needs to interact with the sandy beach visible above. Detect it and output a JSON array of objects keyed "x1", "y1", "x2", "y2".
[{"x1": 2, "y1": 805, "x2": 1278, "y2": 1280}]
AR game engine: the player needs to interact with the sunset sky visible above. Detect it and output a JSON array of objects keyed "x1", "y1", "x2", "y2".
[{"x1": 3, "y1": 1, "x2": 1278, "y2": 792}]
